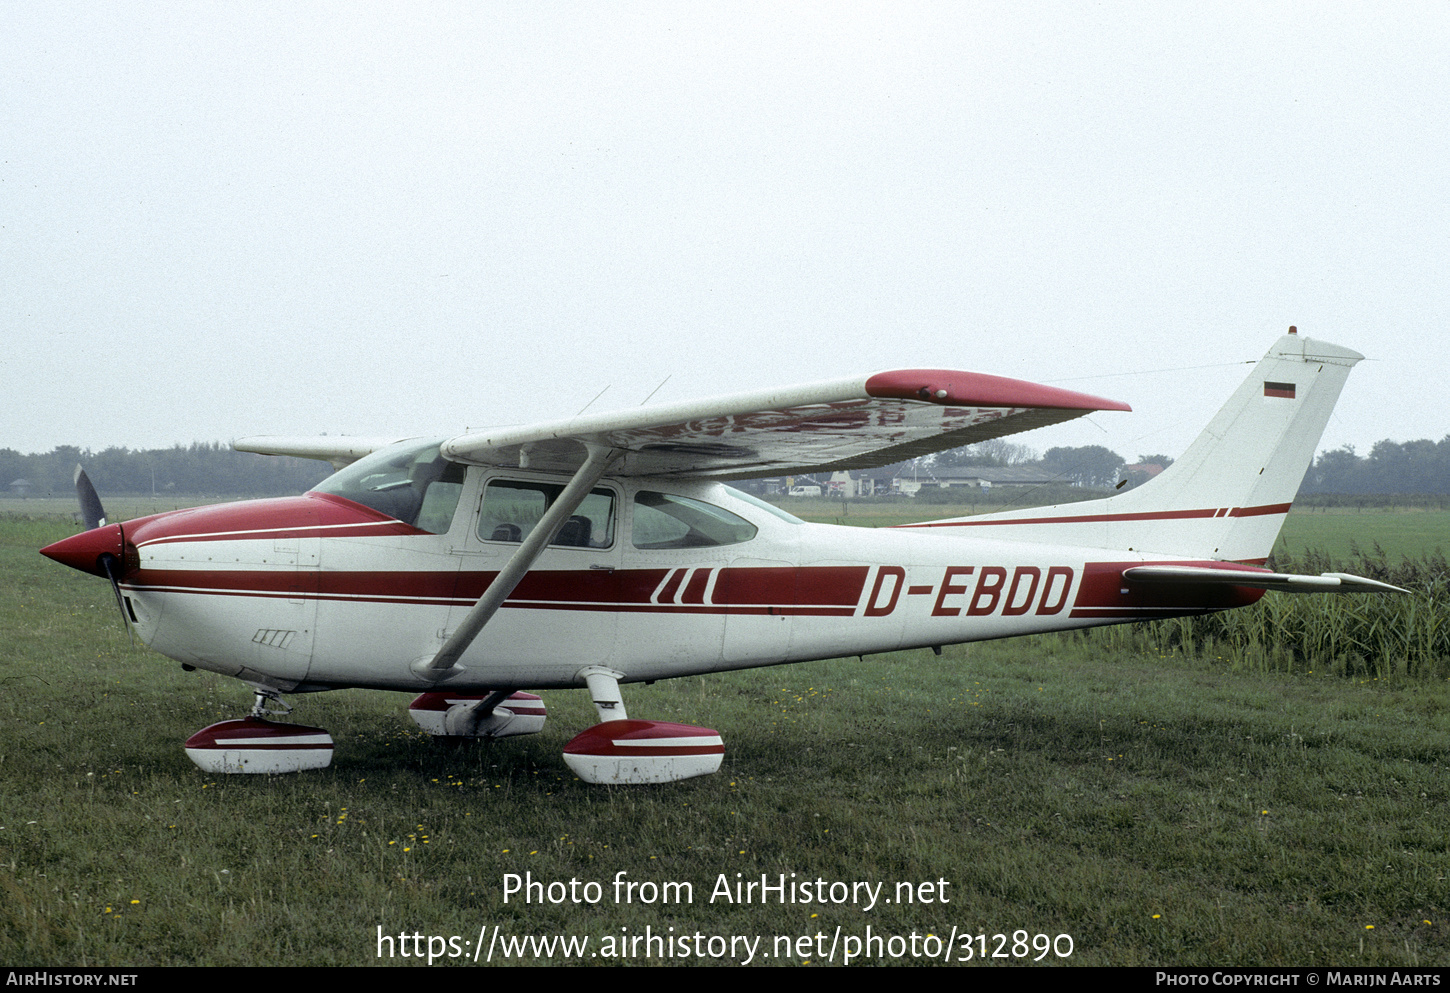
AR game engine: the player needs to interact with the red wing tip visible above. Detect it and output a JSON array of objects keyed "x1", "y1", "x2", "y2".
[{"x1": 864, "y1": 369, "x2": 1131, "y2": 412}]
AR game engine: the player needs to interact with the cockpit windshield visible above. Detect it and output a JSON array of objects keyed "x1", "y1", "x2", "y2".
[{"x1": 311, "y1": 438, "x2": 467, "y2": 534}]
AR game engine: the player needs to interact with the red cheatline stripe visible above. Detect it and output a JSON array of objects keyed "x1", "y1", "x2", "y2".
[
  {"x1": 125, "y1": 565, "x2": 867, "y2": 612},
  {"x1": 510, "y1": 602, "x2": 857, "y2": 617},
  {"x1": 1227, "y1": 503, "x2": 1292, "y2": 518},
  {"x1": 654, "y1": 569, "x2": 686, "y2": 603},
  {"x1": 122, "y1": 580, "x2": 859, "y2": 617},
  {"x1": 897, "y1": 504, "x2": 1290, "y2": 529}
]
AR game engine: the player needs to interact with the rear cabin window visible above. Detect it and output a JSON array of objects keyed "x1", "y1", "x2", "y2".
[
  {"x1": 478, "y1": 480, "x2": 616, "y2": 549},
  {"x1": 632, "y1": 492, "x2": 758, "y2": 549}
]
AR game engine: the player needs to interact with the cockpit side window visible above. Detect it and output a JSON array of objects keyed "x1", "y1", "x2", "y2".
[
  {"x1": 478, "y1": 480, "x2": 616, "y2": 549},
  {"x1": 632, "y1": 492, "x2": 758, "y2": 549},
  {"x1": 311, "y1": 439, "x2": 467, "y2": 534}
]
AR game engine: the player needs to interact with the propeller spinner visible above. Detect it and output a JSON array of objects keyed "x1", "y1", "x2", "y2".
[{"x1": 39, "y1": 466, "x2": 134, "y2": 638}]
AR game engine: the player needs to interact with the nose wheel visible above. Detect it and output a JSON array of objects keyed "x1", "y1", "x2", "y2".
[
  {"x1": 249, "y1": 687, "x2": 292, "y2": 718},
  {"x1": 183, "y1": 687, "x2": 334, "y2": 774}
]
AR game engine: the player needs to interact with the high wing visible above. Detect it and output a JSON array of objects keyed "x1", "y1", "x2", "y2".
[
  {"x1": 234, "y1": 436, "x2": 418, "y2": 471},
  {"x1": 440, "y1": 370, "x2": 1131, "y2": 479}
]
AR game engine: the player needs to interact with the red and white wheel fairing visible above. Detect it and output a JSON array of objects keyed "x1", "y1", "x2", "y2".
[
  {"x1": 563, "y1": 719, "x2": 724, "y2": 784},
  {"x1": 183, "y1": 718, "x2": 334, "y2": 774}
]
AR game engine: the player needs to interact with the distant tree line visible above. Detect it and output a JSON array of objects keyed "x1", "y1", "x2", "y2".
[
  {"x1": 1, "y1": 443, "x2": 331, "y2": 498},
  {"x1": 4, "y1": 434, "x2": 1449, "y2": 499},
  {"x1": 928, "y1": 442, "x2": 1174, "y2": 490},
  {"x1": 1299, "y1": 438, "x2": 1450, "y2": 495},
  {"x1": 927, "y1": 435, "x2": 1450, "y2": 496}
]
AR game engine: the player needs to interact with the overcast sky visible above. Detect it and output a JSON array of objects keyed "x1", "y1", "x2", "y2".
[{"x1": 4, "y1": 2, "x2": 1446, "y2": 467}]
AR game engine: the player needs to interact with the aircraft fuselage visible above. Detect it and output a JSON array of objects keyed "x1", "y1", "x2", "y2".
[{"x1": 100, "y1": 472, "x2": 1258, "y2": 695}]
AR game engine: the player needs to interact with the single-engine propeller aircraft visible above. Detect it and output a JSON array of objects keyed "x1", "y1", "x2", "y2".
[{"x1": 42, "y1": 329, "x2": 1403, "y2": 783}]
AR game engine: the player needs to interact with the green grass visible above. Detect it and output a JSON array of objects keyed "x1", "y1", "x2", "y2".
[
  {"x1": 0, "y1": 495, "x2": 240, "y2": 523},
  {"x1": 1273, "y1": 507, "x2": 1450, "y2": 562},
  {"x1": 4, "y1": 516, "x2": 1450, "y2": 966}
]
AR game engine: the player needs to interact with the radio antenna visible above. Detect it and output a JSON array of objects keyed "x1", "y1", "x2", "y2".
[{"x1": 640, "y1": 375, "x2": 672, "y2": 406}]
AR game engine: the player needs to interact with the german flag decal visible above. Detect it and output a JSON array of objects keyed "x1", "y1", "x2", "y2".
[{"x1": 1264, "y1": 381, "x2": 1296, "y2": 399}]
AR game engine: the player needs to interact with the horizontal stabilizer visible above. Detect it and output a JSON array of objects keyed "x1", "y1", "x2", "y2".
[{"x1": 1124, "y1": 565, "x2": 1408, "y2": 595}]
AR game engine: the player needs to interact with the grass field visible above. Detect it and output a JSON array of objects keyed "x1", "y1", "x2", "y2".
[
  {"x1": 4, "y1": 509, "x2": 1449, "y2": 967},
  {"x1": 1273, "y1": 506, "x2": 1450, "y2": 562}
]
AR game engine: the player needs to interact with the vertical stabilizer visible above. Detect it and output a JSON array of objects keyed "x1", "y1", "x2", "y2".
[{"x1": 907, "y1": 332, "x2": 1363, "y2": 562}]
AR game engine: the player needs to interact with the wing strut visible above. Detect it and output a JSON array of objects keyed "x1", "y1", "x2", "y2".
[{"x1": 411, "y1": 444, "x2": 618, "y2": 683}]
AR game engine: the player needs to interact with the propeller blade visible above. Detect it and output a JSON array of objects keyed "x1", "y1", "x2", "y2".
[
  {"x1": 74, "y1": 465, "x2": 107, "y2": 530},
  {"x1": 99, "y1": 553, "x2": 135, "y2": 645},
  {"x1": 71, "y1": 465, "x2": 130, "y2": 640}
]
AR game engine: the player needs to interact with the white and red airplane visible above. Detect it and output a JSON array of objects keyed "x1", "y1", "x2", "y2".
[{"x1": 41, "y1": 330, "x2": 1401, "y2": 783}]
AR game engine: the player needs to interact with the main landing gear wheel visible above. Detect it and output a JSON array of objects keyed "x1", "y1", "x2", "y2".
[
  {"x1": 561, "y1": 667, "x2": 724, "y2": 785},
  {"x1": 182, "y1": 687, "x2": 334, "y2": 774}
]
